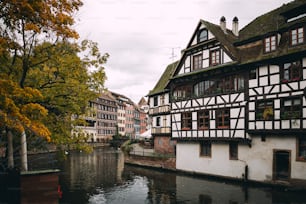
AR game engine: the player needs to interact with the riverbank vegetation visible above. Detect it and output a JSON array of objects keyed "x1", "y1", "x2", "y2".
[{"x1": 0, "y1": 0, "x2": 108, "y2": 170}]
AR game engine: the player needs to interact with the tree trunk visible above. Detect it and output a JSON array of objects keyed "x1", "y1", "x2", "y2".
[
  {"x1": 7, "y1": 130, "x2": 14, "y2": 169},
  {"x1": 20, "y1": 131, "x2": 28, "y2": 171}
]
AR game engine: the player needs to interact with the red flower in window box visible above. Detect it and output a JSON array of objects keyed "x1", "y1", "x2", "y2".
[
  {"x1": 181, "y1": 127, "x2": 190, "y2": 131},
  {"x1": 292, "y1": 77, "x2": 301, "y2": 81},
  {"x1": 281, "y1": 79, "x2": 288, "y2": 83}
]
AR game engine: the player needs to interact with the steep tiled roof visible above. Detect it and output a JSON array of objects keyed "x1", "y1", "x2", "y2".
[
  {"x1": 200, "y1": 20, "x2": 238, "y2": 59},
  {"x1": 183, "y1": 20, "x2": 239, "y2": 60},
  {"x1": 237, "y1": 0, "x2": 306, "y2": 44},
  {"x1": 236, "y1": 0, "x2": 306, "y2": 64},
  {"x1": 148, "y1": 61, "x2": 178, "y2": 96}
]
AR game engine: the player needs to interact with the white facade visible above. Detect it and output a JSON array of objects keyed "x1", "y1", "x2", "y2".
[
  {"x1": 177, "y1": 136, "x2": 306, "y2": 182},
  {"x1": 149, "y1": 93, "x2": 172, "y2": 135},
  {"x1": 117, "y1": 105, "x2": 126, "y2": 136}
]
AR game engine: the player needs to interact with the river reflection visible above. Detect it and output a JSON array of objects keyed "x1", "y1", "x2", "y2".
[{"x1": 26, "y1": 147, "x2": 306, "y2": 204}]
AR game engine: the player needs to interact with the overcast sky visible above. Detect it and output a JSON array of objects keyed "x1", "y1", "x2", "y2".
[{"x1": 75, "y1": 0, "x2": 293, "y2": 103}]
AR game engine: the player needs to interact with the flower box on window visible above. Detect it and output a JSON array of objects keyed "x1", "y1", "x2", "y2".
[
  {"x1": 292, "y1": 77, "x2": 301, "y2": 81},
  {"x1": 181, "y1": 127, "x2": 191, "y2": 131},
  {"x1": 281, "y1": 79, "x2": 289, "y2": 83}
]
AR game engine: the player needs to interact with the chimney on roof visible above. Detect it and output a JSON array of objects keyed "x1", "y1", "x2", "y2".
[
  {"x1": 232, "y1": 16, "x2": 239, "y2": 36},
  {"x1": 220, "y1": 16, "x2": 226, "y2": 32}
]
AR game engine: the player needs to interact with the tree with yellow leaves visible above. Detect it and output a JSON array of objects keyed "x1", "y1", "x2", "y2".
[
  {"x1": 0, "y1": 78, "x2": 51, "y2": 170},
  {"x1": 0, "y1": 0, "x2": 108, "y2": 171}
]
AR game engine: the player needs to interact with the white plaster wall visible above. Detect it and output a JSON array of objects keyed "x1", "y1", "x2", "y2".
[
  {"x1": 208, "y1": 31, "x2": 214, "y2": 40},
  {"x1": 149, "y1": 97, "x2": 154, "y2": 108},
  {"x1": 240, "y1": 136, "x2": 306, "y2": 181},
  {"x1": 152, "y1": 116, "x2": 158, "y2": 127},
  {"x1": 164, "y1": 93, "x2": 169, "y2": 105},
  {"x1": 176, "y1": 136, "x2": 306, "y2": 182},
  {"x1": 166, "y1": 115, "x2": 171, "y2": 127},
  {"x1": 223, "y1": 51, "x2": 232, "y2": 63},
  {"x1": 176, "y1": 143, "x2": 245, "y2": 179}
]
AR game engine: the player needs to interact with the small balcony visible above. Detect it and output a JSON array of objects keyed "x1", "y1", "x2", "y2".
[
  {"x1": 152, "y1": 127, "x2": 171, "y2": 135},
  {"x1": 149, "y1": 105, "x2": 170, "y2": 115}
]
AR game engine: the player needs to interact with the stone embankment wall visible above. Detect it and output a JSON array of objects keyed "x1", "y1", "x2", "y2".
[{"x1": 124, "y1": 155, "x2": 176, "y2": 171}]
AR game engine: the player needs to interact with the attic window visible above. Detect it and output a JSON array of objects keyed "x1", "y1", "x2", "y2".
[
  {"x1": 290, "y1": 27, "x2": 304, "y2": 46},
  {"x1": 264, "y1": 35, "x2": 277, "y2": 53},
  {"x1": 198, "y1": 29, "x2": 208, "y2": 43}
]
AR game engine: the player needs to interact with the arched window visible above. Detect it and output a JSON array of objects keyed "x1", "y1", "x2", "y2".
[{"x1": 198, "y1": 29, "x2": 208, "y2": 43}]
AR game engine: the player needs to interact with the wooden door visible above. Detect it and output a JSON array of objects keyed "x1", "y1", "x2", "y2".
[{"x1": 273, "y1": 150, "x2": 291, "y2": 180}]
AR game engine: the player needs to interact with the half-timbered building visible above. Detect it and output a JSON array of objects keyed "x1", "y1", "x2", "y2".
[
  {"x1": 165, "y1": 0, "x2": 306, "y2": 185},
  {"x1": 148, "y1": 62, "x2": 178, "y2": 154}
]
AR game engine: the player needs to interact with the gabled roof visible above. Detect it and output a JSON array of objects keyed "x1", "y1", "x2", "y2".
[
  {"x1": 138, "y1": 97, "x2": 147, "y2": 106},
  {"x1": 172, "y1": 19, "x2": 239, "y2": 78},
  {"x1": 148, "y1": 61, "x2": 178, "y2": 96},
  {"x1": 237, "y1": 0, "x2": 306, "y2": 44},
  {"x1": 184, "y1": 19, "x2": 239, "y2": 60}
]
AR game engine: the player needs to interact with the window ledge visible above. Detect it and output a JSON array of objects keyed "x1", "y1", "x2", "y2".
[{"x1": 296, "y1": 157, "x2": 306, "y2": 162}]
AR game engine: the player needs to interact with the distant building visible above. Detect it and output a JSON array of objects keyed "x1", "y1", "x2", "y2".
[
  {"x1": 138, "y1": 97, "x2": 149, "y2": 135},
  {"x1": 111, "y1": 92, "x2": 130, "y2": 136},
  {"x1": 96, "y1": 91, "x2": 117, "y2": 142},
  {"x1": 74, "y1": 91, "x2": 149, "y2": 142},
  {"x1": 125, "y1": 101, "x2": 135, "y2": 138}
]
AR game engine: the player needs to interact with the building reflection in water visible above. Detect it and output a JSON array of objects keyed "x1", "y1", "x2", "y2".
[
  {"x1": 51, "y1": 148, "x2": 306, "y2": 204},
  {"x1": 59, "y1": 148, "x2": 123, "y2": 203}
]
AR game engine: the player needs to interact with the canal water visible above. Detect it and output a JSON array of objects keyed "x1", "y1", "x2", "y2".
[{"x1": 25, "y1": 147, "x2": 306, "y2": 203}]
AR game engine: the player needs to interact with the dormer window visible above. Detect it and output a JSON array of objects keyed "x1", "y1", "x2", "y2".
[
  {"x1": 264, "y1": 35, "x2": 277, "y2": 53},
  {"x1": 290, "y1": 27, "x2": 304, "y2": 46},
  {"x1": 198, "y1": 29, "x2": 208, "y2": 43}
]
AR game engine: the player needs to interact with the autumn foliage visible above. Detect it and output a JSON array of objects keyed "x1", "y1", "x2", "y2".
[
  {"x1": 0, "y1": 78, "x2": 51, "y2": 141},
  {"x1": 0, "y1": 0, "x2": 107, "y2": 153}
]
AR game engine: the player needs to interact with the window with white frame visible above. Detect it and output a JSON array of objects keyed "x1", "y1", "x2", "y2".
[
  {"x1": 291, "y1": 27, "x2": 304, "y2": 45},
  {"x1": 264, "y1": 35, "x2": 277, "y2": 52}
]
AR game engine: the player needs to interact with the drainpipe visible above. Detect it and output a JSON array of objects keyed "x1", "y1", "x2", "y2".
[
  {"x1": 244, "y1": 165, "x2": 248, "y2": 183},
  {"x1": 238, "y1": 159, "x2": 248, "y2": 183}
]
